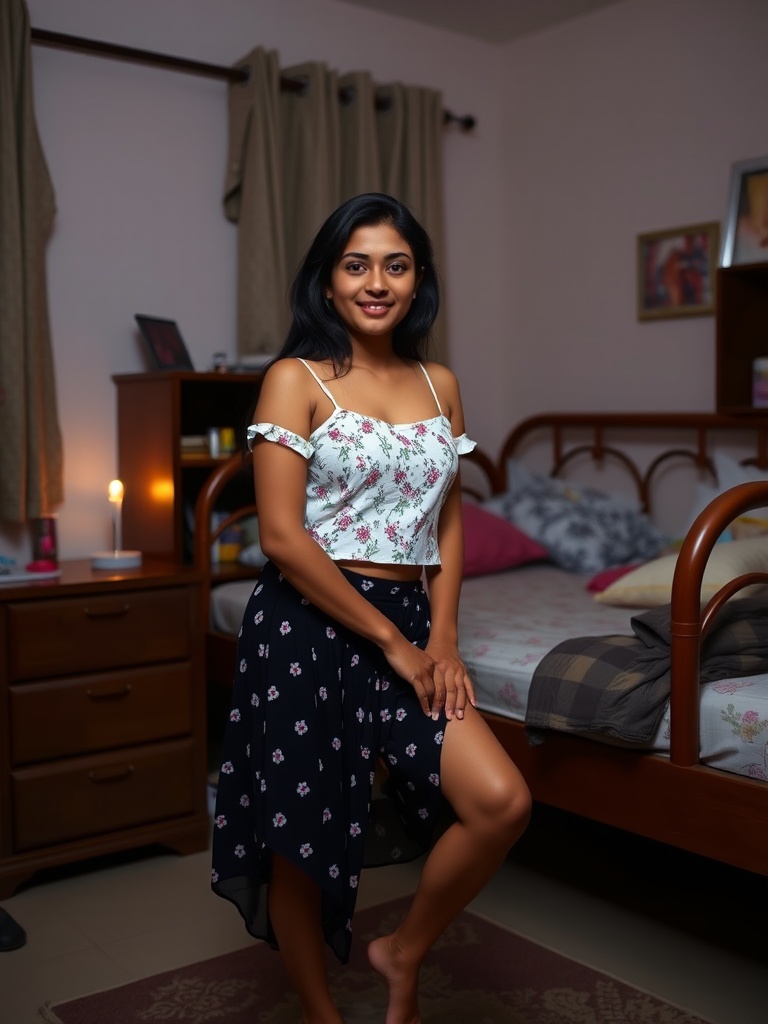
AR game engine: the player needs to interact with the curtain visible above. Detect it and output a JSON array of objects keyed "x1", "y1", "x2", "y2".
[
  {"x1": 0, "y1": 0, "x2": 63, "y2": 522},
  {"x1": 338, "y1": 71, "x2": 382, "y2": 200},
  {"x1": 224, "y1": 47, "x2": 287, "y2": 355},
  {"x1": 280, "y1": 62, "x2": 341, "y2": 284},
  {"x1": 226, "y1": 55, "x2": 447, "y2": 362},
  {"x1": 376, "y1": 84, "x2": 447, "y2": 364}
]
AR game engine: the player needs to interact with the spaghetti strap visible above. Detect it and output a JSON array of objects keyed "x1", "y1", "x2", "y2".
[
  {"x1": 297, "y1": 358, "x2": 339, "y2": 409},
  {"x1": 418, "y1": 363, "x2": 443, "y2": 416}
]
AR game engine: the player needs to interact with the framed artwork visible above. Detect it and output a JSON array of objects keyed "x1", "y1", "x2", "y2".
[
  {"x1": 721, "y1": 156, "x2": 768, "y2": 267},
  {"x1": 637, "y1": 222, "x2": 719, "y2": 321},
  {"x1": 135, "y1": 315, "x2": 195, "y2": 371}
]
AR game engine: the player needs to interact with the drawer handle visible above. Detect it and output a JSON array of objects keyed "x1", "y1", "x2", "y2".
[
  {"x1": 83, "y1": 603, "x2": 130, "y2": 619},
  {"x1": 88, "y1": 765, "x2": 135, "y2": 783},
  {"x1": 86, "y1": 684, "x2": 133, "y2": 700}
]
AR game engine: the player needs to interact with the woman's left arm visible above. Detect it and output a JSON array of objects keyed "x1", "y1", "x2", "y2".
[{"x1": 424, "y1": 365, "x2": 477, "y2": 721}]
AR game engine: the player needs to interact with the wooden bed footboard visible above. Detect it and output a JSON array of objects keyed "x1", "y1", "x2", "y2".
[
  {"x1": 194, "y1": 453, "x2": 255, "y2": 688},
  {"x1": 195, "y1": 413, "x2": 768, "y2": 874}
]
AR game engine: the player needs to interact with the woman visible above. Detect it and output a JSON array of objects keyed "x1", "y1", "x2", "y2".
[{"x1": 212, "y1": 193, "x2": 531, "y2": 1024}]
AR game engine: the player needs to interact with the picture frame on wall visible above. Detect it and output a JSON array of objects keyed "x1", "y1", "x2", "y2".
[
  {"x1": 721, "y1": 155, "x2": 768, "y2": 267},
  {"x1": 135, "y1": 315, "x2": 195, "y2": 371},
  {"x1": 636, "y1": 221, "x2": 719, "y2": 321}
]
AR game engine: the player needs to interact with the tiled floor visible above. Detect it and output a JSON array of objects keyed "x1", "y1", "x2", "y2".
[{"x1": 1, "y1": 803, "x2": 766, "y2": 1024}]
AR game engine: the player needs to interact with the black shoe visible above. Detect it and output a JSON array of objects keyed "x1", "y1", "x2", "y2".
[{"x1": 0, "y1": 907, "x2": 27, "y2": 951}]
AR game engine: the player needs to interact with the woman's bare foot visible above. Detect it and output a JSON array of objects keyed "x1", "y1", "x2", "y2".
[{"x1": 367, "y1": 934, "x2": 420, "y2": 1024}]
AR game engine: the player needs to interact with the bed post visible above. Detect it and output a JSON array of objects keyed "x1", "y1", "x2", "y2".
[{"x1": 670, "y1": 480, "x2": 768, "y2": 766}]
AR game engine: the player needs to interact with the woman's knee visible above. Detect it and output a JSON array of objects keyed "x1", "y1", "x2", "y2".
[
  {"x1": 458, "y1": 770, "x2": 531, "y2": 845},
  {"x1": 441, "y1": 711, "x2": 532, "y2": 841},
  {"x1": 488, "y1": 773, "x2": 532, "y2": 842}
]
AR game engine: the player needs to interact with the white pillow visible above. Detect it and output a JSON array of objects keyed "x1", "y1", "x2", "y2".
[
  {"x1": 594, "y1": 536, "x2": 768, "y2": 607},
  {"x1": 238, "y1": 542, "x2": 268, "y2": 568},
  {"x1": 713, "y1": 451, "x2": 768, "y2": 522}
]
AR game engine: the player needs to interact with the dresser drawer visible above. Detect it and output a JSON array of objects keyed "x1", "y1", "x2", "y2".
[
  {"x1": 7, "y1": 587, "x2": 193, "y2": 681},
  {"x1": 10, "y1": 663, "x2": 193, "y2": 766},
  {"x1": 11, "y1": 739, "x2": 197, "y2": 851}
]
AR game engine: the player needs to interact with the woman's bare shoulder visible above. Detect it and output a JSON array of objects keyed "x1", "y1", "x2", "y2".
[
  {"x1": 256, "y1": 358, "x2": 316, "y2": 429},
  {"x1": 423, "y1": 361, "x2": 461, "y2": 404},
  {"x1": 261, "y1": 357, "x2": 310, "y2": 388}
]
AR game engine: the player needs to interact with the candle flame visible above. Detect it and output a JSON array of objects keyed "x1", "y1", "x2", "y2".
[{"x1": 108, "y1": 479, "x2": 124, "y2": 503}]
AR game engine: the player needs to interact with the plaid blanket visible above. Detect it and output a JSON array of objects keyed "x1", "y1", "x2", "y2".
[{"x1": 525, "y1": 597, "x2": 768, "y2": 745}]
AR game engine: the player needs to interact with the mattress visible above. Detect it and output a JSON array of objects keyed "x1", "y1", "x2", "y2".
[
  {"x1": 210, "y1": 567, "x2": 768, "y2": 782},
  {"x1": 458, "y1": 565, "x2": 768, "y2": 782}
]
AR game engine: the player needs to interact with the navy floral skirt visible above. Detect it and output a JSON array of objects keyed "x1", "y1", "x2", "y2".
[{"x1": 210, "y1": 561, "x2": 447, "y2": 963}]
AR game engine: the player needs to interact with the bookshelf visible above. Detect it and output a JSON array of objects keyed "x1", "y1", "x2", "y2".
[{"x1": 113, "y1": 372, "x2": 262, "y2": 563}]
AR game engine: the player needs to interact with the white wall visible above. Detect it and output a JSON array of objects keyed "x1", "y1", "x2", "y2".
[
  {"x1": 4, "y1": 0, "x2": 768, "y2": 563},
  {"x1": 7, "y1": 0, "x2": 505, "y2": 561},
  {"x1": 500, "y1": 0, "x2": 768, "y2": 420}
]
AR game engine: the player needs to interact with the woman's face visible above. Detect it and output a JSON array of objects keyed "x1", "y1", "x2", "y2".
[{"x1": 327, "y1": 222, "x2": 418, "y2": 344}]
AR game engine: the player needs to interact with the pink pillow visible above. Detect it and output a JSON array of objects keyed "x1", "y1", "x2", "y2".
[
  {"x1": 462, "y1": 503, "x2": 549, "y2": 577},
  {"x1": 585, "y1": 564, "x2": 641, "y2": 593}
]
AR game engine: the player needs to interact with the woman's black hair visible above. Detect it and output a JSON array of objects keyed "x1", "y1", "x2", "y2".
[
  {"x1": 240, "y1": 193, "x2": 440, "y2": 448},
  {"x1": 279, "y1": 192, "x2": 440, "y2": 370}
]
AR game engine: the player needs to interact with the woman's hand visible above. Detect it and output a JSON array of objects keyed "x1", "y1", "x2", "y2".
[
  {"x1": 379, "y1": 634, "x2": 439, "y2": 717},
  {"x1": 424, "y1": 640, "x2": 477, "y2": 721},
  {"x1": 380, "y1": 634, "x2": 476, "y2": 721}
]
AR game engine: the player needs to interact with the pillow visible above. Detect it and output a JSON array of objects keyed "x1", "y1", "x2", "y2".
[
  {"x1": 712, "y1": 451, "x2": 768, "y2": 537},
  {"x1": 233, "y1": 516, "x2": 266, "y2": 567},
  {"x1": 585, "y1": 564, "x2": 641, "y2": 593},
  {"x1": 594, "y1": 536, "x2": 768, "y2": 607},
  {"x1": 484, "y1": 462, "x2": 665, "y2": 574},
  {"x1": 679, "y1": 453, "x2": 768, "y2": 541},
  {"x1": 238, "y1": 542, "x2": 268, "y2": 568},
  {"x1": 462, "y1": 502, "x2": 548, "y2": 577}
]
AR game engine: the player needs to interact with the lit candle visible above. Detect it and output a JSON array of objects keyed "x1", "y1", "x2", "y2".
[
  {"x1": 108, "y1": 479, "x2": 124, "y2": 553},
  {"x1": 92, "y1": 479, "x2": 141, "y2": 570}
]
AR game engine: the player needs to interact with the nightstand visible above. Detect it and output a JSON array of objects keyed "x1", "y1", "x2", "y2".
[{"x1": 0, "y1": 560, "x2": 208, "y2": 897}]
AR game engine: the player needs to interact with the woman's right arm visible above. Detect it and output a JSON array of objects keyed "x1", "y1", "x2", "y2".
[{"x1": 251, "y1": 360, "x2": 439, "y2": 710}]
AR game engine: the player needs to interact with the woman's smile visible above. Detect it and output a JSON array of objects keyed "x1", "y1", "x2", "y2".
[
  {"x1": 327, "y1": 222, "x2": 418, "y2": 342},
  {"x1": 358, "y1": 301, "x2": 394, "y2": 316}
]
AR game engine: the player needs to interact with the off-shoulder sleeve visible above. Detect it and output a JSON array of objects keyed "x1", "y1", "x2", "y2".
[
  {"x1": 453, "y1": 433, "x2": 477, "y2": 455},
  {"x1": 247, "y1": 422, "x2": 314, "y2": 459}
]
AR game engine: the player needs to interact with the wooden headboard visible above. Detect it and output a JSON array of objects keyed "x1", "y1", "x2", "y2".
[{"x1": 461, "y1": 411, "x2": 768, "y2": 530}]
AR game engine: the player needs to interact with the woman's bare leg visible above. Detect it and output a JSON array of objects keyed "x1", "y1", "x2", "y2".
[
  {"x1": 368, "y1": 705, "x2": 531, "y2": 1024},
  {"x1": 268, "y1": 852, "x2": 344, "y2": 1024}
]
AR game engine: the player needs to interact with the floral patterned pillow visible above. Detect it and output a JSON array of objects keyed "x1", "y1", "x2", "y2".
[{"x1": 484, "y1": 467, "x2": 665, "y2": 574}]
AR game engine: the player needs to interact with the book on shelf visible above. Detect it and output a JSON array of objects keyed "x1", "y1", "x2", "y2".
[{"x1": 180, "y1": 435, "x2": 208, "y2": 455}]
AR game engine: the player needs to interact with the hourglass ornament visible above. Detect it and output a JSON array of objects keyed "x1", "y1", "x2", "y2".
[{"x1": 91, "y1": 479, "x2": 143, "y2": 569}]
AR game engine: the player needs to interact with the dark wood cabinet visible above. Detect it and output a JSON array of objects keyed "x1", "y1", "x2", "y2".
[
  {"x1": 113, "y1": 372, "x2": 262, "y2": 563},
  {"x1": 0, "y1": 560, "x2": 208, "y2": 897},
  {"x1": 716, "y1": 263, "x2": 768, "y2": 413}
]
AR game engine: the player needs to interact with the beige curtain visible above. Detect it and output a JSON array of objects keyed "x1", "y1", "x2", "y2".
[
  {"x1": 0, "y1": 0, "x2": 63, "y2": 522},
  {"x1": 280, "y1": 62, "x2": 341, "y2": 284},
  {"x1": 224, "y1": 47, "x2": 287, "y2": 355},
  {"x1": 376, "y1": 84, "x2": 447, "y2": 363},
  {"x1": 227, "y1": 56, "x2": 447, "y2": 362},
  {"x1": 338, "y1": 72, "x2": 382, "y2": 200}
]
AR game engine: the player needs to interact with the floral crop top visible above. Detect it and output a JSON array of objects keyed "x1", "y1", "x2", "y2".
[{"x1": 247, "y1": 359, "x2": 476, "y2": 565}]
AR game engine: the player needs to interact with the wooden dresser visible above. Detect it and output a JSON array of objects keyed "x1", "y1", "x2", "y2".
[{"x1": 0, "y1": 560, "x2": 209, "y2": 897}]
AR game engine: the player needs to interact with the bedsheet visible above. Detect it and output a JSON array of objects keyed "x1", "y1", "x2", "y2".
[
  {"x1": 458, "y1": 565, "x2": 768, "y2": 781},
  {"x1": 210, "y1": 567, "x2": 768, "y2": 782}
]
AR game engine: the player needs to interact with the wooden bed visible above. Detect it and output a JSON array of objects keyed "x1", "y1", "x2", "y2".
[{"x1": 194, "y1": 411, "x2": 768, "y2": 877}]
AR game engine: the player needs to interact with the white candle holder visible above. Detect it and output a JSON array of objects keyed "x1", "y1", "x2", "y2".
[{"x1": 91, "y1": 479, "x2": 143, "y2": 570}]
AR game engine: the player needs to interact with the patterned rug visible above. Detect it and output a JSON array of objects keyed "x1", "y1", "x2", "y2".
[{"x1": 40, "y1": 895, "x2": 711, "y2": 1024}]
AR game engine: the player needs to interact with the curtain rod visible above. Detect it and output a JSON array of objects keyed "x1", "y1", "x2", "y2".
[{"x1": 30, "y1": 28, "x2": 476, "y2": 131}]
